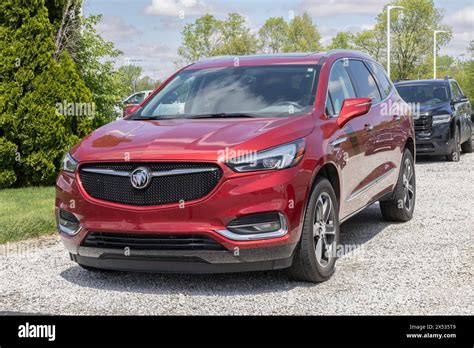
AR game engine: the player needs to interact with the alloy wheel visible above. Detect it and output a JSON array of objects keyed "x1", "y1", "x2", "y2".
[
  {"x1": 313, "y1": 192, "x2": 337, "y2": 267},
  {"x1": 402, "y1": 158, "x2": 415, "y2": 211}
]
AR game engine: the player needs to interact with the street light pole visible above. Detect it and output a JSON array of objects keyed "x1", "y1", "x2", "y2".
[
  {"x1": 433, "y1": 30, "x2": 447, "y2": 79},
  {"x1": 387, "y1": 5, "x2": 404, "y2": 79}
]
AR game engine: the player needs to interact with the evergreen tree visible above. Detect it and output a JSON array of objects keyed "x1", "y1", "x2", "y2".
[{"x1": 0, "y1": 0, "x2": 93, "y2": 187}]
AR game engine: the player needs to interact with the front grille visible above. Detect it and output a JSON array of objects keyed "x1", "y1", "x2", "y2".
[
  {"x1": 82, "y1": 232, "x2": 226, "y2": 251},
  {"x1": 414, "y1": 116, "x2": 432, "y2": 135},
  {"x1": 79, "y1": 162, "x2": 222, "y2": 206}
]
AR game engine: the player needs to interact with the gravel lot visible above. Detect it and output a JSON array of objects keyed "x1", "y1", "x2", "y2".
[{"x1": 1, "y1": 153, "x2": 473, "y2": 315}]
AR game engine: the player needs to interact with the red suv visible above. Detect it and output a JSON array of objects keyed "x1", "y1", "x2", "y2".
[{"x1": 56, "y1": 50, "x2": 416, "y2": 282}]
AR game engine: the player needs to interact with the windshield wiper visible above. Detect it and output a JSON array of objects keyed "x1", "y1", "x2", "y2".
[
  {"x1": 184, "y1": 113, "x2": 259, "y2": 119},
  {"x1": 133, "y1": 113, "x2": 259, "y2": 120}
]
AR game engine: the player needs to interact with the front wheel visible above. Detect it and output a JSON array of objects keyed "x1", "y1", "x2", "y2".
[
  {"x1": 446, "y1": 126, "x2": 461, "y2": 161},
  {"x1": 380, "y1": 149, "x2": 416, "y2": 222},
  {"x1": 461, "y1": 129, "x2": 473, "y2": 153},
  {"x1": 289, "y1": 177, "x2": 340, "y2": 283}
]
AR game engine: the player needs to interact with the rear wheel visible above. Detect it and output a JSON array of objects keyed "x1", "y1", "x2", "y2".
[
  {"x1": 461, "y1": 128, "x2": 473, "y2": 153},
  {"x1": 289, "y1": 177, "x2": 340, "y2": 283},
  {"x1": 446, "y1": 126, "x2": 461, "y2": 161},
  {"x1": 380, "y1": 149, "x2": 416, "y2": 222}
]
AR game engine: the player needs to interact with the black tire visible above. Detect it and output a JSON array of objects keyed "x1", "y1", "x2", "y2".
[
  {"x1": 289, "y1": 177, "x2": 340, "y2": 283},
  {"x1": 446, "y1": 126, "x2": 461, "y2": 161},
  {"x1": 461, "y1": 129, "x2": 473, "y2": 153},
  {"x1": 380, "y1": 149, "x2": 416, "y2": 222}
]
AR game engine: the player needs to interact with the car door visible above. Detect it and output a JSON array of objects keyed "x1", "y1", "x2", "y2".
[
  {"x1": 344, "y1": 59, "x2": 397, "y2": 210},
  {"x1": 366, "y1": 60, "x2": 405, "y2": 189},
  {"x1": 325, "y1": 59, "x2": 372, "y2": 219},
  {"x1": 450, "y1": 81, "x2": 471, "y2": 143}
]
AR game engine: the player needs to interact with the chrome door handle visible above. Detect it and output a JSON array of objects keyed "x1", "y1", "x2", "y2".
[
  {"x1": 393, "y1": 114, "x2": 401, "y2": 121},
  {"x1": 330, "y1": 137, "x2": 347, "y2": 147},
  {"x1": 365, "y1": 123, "x2": 374, "y2": 131}
]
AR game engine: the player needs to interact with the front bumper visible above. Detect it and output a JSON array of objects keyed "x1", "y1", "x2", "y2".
[
  {"x1": 56, "y1": 161, "x2": 311, "y2": 272},
  {"x1": 70, "y1": 243, "x2": 296, "y2": 273},
  {"x1": 415, "y1": 123, "x2": 453, "y2": 155}
]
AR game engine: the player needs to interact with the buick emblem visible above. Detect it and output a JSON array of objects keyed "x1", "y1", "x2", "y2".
[{"x1": 130, "y1": 167, "x2": 151, "y2": 189}]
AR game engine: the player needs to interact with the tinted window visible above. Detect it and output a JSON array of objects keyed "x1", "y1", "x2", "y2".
[
  {"x1": 348, "y1": 60, "x2": 382, "y2": 103},
  {"x1": 137, "y1": 65, "x2": 320, "y2": 119},
  {"x1": 368, "y1": 62, "x2": 392, "y2": 99},
  {"x1": 396, "y1": 84, "x2": 449, "y2": 105},
  {"x1": 450, "y1": 81, "x2": 462, "y2": 101},
  {"x1": 326, "y1": 60, "x2": 356, "y2": 116}
]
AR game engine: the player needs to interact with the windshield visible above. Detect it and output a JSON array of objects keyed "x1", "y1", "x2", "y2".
[
  {"x1": 135, "y1": 65, "x2": 320, "y2": 119},
  {"x1": 396, "y1": 84, "x2": 449, "y2": 105}
]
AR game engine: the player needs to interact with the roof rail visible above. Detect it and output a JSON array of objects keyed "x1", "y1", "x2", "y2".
[{"x1": 324, "y1": 49, "x2": 373, "y2": 59}]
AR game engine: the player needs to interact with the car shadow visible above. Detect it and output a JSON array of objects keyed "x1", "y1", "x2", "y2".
[
  {"x1": 416, "y1": 152, "x2": 472, "y2": 164},
  {"x1": 415, "y1": 154, "x2": 449, "y2": 164},
  {"x1": 60, "y1": 203, "x2": 391, "y2": 295}
]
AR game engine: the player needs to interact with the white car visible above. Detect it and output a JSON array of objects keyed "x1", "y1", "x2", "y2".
[{"x1": 114, "y1": 90, "x2": 154, "y2": 119}]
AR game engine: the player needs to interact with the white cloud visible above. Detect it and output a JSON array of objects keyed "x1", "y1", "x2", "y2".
[
  {"x1": 299, "y1": 0, "x2": 385, "y2": 17},
  {"x1": 119, "y1": 44, "x2": 179, "y2": 80},
  {"x1": 443, "y1": 6, "x2": 474, "y2": 34},
  {"x1": 96, "y1": 16, "x2": 141, "y2": 42},
  {"x1": 440, "y1": 6, "x2": 474, "y2": 56},
  {"x1": 144, "y1": 0, "x2": 213, "y2": 17}
]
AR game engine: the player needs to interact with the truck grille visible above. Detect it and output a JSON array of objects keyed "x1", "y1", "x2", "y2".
[
  {"x1": 82, "y1": 232, "x2": 226, "y2": 251},
  {"x1": 79, "y1": 162, "x2": 222, "y2": 206},
  {"x1": 414, "y1": 116, "x2": 432, "y2": 135}
]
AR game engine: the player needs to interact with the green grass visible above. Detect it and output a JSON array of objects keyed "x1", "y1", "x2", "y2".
[{"x1": 0, "y1": 186, "x2": 56, "y2": 244}]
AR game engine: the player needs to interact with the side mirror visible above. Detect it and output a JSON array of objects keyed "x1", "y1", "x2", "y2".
[
  {"x1": 337, "y1": 98, "x2": 372, "y2": 128},
  {"x1": 123, "y1": 104, "x2": 140, "y2": 117}
]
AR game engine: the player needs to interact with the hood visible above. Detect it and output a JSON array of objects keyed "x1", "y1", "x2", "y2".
[
  {"x1": 70, "y1": 115, "x2": 314, "y2": 163},
  {"x1": 417, "y1": 102, "x2": 451, "y2": 116}
]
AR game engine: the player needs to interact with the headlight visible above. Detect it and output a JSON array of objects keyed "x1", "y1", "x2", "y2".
[
  {"x1": 432, "y1": 114, "x2": 451, "y2": 124},
  {"x1": 226, "y1": 139, "x2": 305, "y2": 172},
  {"x1": 62, "y1": 152, "x2": 78, "y2": 173}
]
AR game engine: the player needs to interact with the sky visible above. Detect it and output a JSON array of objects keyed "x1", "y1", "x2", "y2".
[{"x1": 83, "y1": 0, "x2": 474, "y2": 80}]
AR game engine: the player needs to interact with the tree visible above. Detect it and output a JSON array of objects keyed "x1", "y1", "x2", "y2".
[
  {"x1": 258, "y1": 17, "x2": 288, "y2": 53},
  {"x1": 136, "y1": 76, "x2": 160, "y2": 92},
  {"x1": 75, "y1": 15, "x2": 125, "y2": 126},
  {"x1": 352, "y1": 25, "x2": 386, "y2": 62},
  {"x1": 376, "y1": 0, "x2": 452, "y2": 79},
  {"x1": 176, "y1": 13, "x2": 258, "y2": 66},
  {"x1": 283, "y1": 13, "x2": 322, "y2": 52},
  {"x1": 327, "y1": 31, "x2": 354, "y2": 50},
  {"x1": 44, "y1": 0, "x2": 83, "y2": 60},
  {"x1": 214, "y1": 13, "x2": 258, "y2": 56},
  {"x1": 117, "y1": 65, "x2": 143, "y2": 96},
  {"x1": 0, "y1": 0, "x2": 94, "y2": 187},
  {"x1": 176, "y1": 14, "x2": 220, "y2": 65}
]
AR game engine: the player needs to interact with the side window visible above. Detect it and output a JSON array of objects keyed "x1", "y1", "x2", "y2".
[
  {"x1": 368, "y1": 61, "x2": 393, "y2": 99},
  {"x1": 325, "y1": 60, "x2": 357, "y2": 116},
  {"x1": 348, "y1": 60, "x2": 382, "y2": 103},
  {"x1": 450, "y1": 81, "x2": 462, "y2": 101}
]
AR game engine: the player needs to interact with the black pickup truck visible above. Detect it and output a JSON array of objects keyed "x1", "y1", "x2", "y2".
[{"x1": 395, "y1": 77, "x2": 473, "y2": 161}]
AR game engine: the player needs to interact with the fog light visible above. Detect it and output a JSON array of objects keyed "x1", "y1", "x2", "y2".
[
  {"x1": 215, "y1": 212, "x2": 288, "y2": 241},
  {"x1": 57, "y1": 209, "x2": 81, "y2": 236}
]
